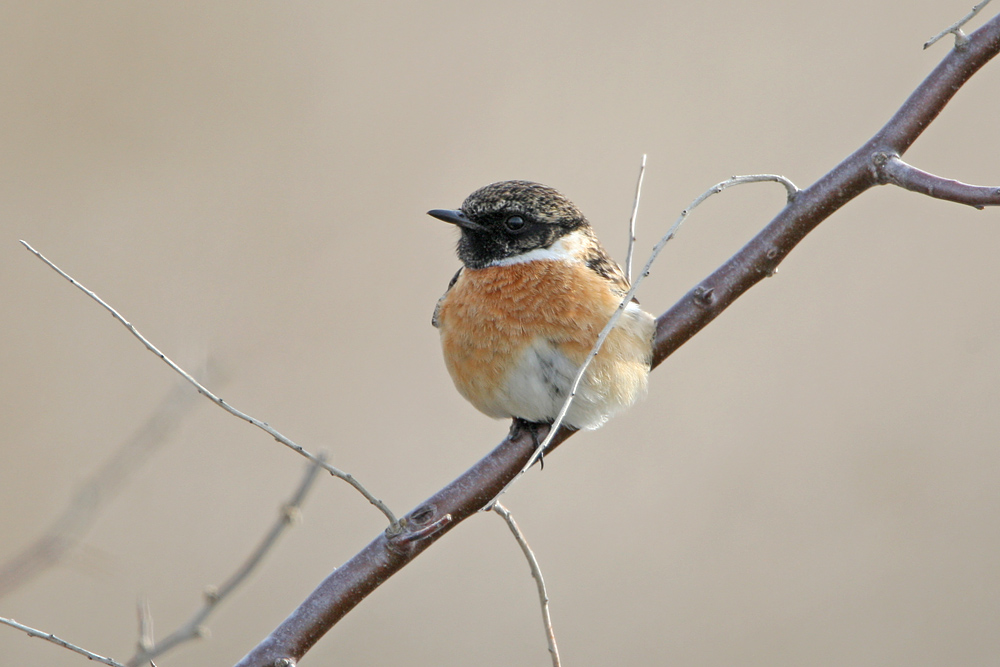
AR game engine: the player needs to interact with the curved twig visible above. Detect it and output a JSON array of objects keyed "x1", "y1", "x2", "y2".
[
  {"x1": 875, "y1": 153, "x2": 1000, "y2": 208},
  {"x1": 493, "y1": 503, "x2": 560, "y2": 667},
  {"x1": 625, "y1": 154, "x2": 647, "y2": 283}
]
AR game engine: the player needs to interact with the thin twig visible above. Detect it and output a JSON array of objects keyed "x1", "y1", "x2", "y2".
[
  {"x1": 625, "y1": 154, "x2": 647, "y2": 284},
  {"x1": 506, "y1": 174, "x2": 798, "y2": 483},
  {"x1": 925, "y1": 0, "x2": 993, "y2": 49},
  {"x1": 126, "y1": 456, "x2": 326, "y2": 667},
  {"x1": 0, "y1": 616, "x2": 125, "y2": 667},
  {"x1": 492, "y1": 503, "x2": 560, "y2": 667},
  {"x1": 0, "y1": 376, "x2": 205, "y2": 600},
  {"x1": 19, "y1": 241, "x2": 400, "y2": 533},
  {"x1": 137, "y1": 596, "x2": 154, "y2": 655},
  {"x1": 875, "y1": 153, "x2": 1000, "y2": 208}
]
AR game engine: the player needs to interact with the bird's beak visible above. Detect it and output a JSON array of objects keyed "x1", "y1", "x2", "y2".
[{"x1": 427, "y1": 208, "x2": 485, "y2": 232}]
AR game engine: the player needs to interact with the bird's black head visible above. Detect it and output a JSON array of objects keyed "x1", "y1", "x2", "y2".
[{"x1": 428, "y1": 180, "x2": 588, "y2": 269}]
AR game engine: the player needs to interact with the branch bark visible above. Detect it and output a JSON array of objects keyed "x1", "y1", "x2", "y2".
[
  {"x1": 875, "y1": 154, "x2": 1000, "y2": 208},
  {"x1": 236, "y1": 13, "x2": 1000, "y2": 667}
]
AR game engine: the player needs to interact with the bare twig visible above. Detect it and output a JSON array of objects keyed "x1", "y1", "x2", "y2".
[
  {"x1": 19, "y1": 241, "x2": 400, "y2": 533},
  {"x1": 136, "y1": 596, "x2": 154, "y2": 655},
  {"x1": 625, "y1": 153, "x2": 647, "y2": 284},
  {"x1": 492, "y1": 503, "x2": 560, "y2": 667},
  {"x1": 0, "y1": 377, "x2": 205, "y2": 600},
  {"x1": 0, "y1": 616, "x2": 125, "y2": 667},
  {"x1": 235, "y1": 12, "x2": 1000, "y2": 666},
  {"x1": 875, "y1": 153, "x2": 1000, "y2": 208},
  {"x1": 925, "y1": 0, "x2": 993, "y2": 49},
  {"x1": 126, "y1": 456, "x2": 326, "y2": 667}
]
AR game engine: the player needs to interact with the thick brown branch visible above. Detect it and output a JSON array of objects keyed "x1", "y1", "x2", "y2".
[
  {"x1": 235, "y1": 13, "x2": 1000, "y2": 667},
  {"x1": 235, "y1": 425, "x2": 571, "y2": 667},
  {"x1": 875, "y1": 154, "x2": 1000, "y2": 209},
  {"x1": 653, "y1": 12, "x2": 1000, "y2": 366}
]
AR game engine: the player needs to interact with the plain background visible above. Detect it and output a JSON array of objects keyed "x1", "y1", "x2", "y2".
[{"x1": 3, "y1": 2, "x2": 999, "y2": 665}]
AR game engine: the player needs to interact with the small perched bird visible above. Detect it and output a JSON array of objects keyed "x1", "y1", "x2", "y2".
[{"x1": 428, "y1": 180, "x2": 655, "y2": 434}]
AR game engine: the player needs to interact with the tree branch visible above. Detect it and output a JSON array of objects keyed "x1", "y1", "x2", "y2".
[
  {"x1": 235, "y1": 11, "x2": 1000, "y2": 667},
  {"x1": 126, "y1": 456, "x2": 325, "y2": 666},
  {"x1": 875, "y1": 153, "x2": 1000, "y2": 208}
]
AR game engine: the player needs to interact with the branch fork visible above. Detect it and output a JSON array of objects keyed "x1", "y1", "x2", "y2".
[{"x1": 872, "y1": 151, "x2": 1000, "y2": 208}]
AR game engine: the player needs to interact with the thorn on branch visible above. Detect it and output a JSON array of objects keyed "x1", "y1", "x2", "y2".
[
  {"x1": 388, "y1": 509, "x2": 453, "y2": 549},
  {"x1": 691, "y1": 286, "x2": 715, "y2": 308}
]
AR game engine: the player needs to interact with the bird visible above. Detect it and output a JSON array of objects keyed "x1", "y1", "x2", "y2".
[{"x1": 428, "y1": 180, "x2": 655, "y2": 439}]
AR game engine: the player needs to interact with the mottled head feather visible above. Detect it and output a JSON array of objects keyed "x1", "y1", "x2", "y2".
[
  {"x1": 461, "y1": 180, "x2": 587, "y2": 228},
  {"x1": 438, "y1": 181, "x2": 588, "y2": 268}
]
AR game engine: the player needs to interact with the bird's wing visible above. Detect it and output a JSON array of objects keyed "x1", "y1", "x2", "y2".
[{"x1": 432, "y1": 267, "x2": 463, "y2": 328}]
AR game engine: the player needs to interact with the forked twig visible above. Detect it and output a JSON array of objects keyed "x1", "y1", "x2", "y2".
[
  {"x1": 19, "y1": 241, "x2": 400, "y2": 533},
  {"x1": 925, "y1": 0, "x2": 993, "y2": 48},
  {"x1": 126, "y1": 457, "x2": 325, "y2": 666}
]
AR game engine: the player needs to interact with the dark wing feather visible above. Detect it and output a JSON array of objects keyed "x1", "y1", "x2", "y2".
[
  {"x1": 582, "y1": 236, "x2": 630, "y2": 297},
  {"x1": 432, "y1": 267, "x2": 463, "y2": 328}
]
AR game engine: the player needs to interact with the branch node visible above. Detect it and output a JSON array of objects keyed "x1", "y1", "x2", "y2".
[
  {"x1": 691, "y1": 286, "x2": 715, "y2": 308},
  {"x1": 273, "y1": 659, "x2": 296, "y2": 667},
  {"x1": 390, "y1": 512, "x2": 453, "y2": 548},
  {"x1": 871, "y1": 151, "x2": 896, "y2": 183},
  {"x1": 924, "y1": 0, "x2": 993, "y2": 49},
  {"x1": 871, "y1": 150, "x2": 891, "y2": 166},
  {"x1": 203, "y1": 585, "x2": 220, "y2": 603},
  {"x1": 281, "y1": 504, "x2": 303, "y2": 525}
]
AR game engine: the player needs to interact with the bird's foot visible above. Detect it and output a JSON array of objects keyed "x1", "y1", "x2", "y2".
[{"x1": 508, "y1": 417, "x2": 552, "y2": 470}]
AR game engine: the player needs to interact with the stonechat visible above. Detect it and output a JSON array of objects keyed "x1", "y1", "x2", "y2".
[{"x1": 428, "y1": 180, "x2": 655, "y2": 433}]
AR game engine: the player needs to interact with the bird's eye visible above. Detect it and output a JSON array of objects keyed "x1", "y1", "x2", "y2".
[{"x1": 505, "y1": 215, "x2": 526, "y2": 232}]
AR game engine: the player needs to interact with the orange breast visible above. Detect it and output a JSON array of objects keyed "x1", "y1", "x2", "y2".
[{"x1": 435, "y1": 260, "x2": 626, "y2": 418}]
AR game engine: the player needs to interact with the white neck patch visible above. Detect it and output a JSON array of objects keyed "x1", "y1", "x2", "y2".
[{"x1": 488, "y1": 229, "x2": 589, "y2": 267}]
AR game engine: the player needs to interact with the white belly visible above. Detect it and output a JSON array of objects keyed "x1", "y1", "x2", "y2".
[{"x1": 490, "y1": 302, "x2": 654, "y2": 430}]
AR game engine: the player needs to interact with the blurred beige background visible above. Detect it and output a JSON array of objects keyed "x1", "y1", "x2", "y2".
[{"x1": 3, "y1": 2, "x2": 999, "y2": 665}]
